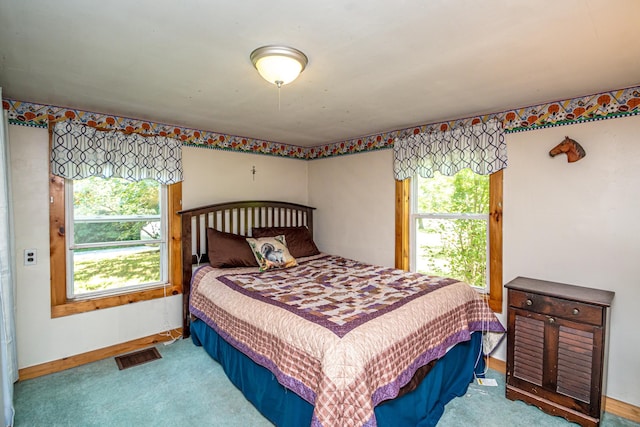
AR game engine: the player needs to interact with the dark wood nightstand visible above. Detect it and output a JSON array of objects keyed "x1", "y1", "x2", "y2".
[{"x1": 505, "y1": 277, "x2": 614, "y2": 427}]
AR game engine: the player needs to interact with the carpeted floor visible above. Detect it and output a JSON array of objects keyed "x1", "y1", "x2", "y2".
[{"x1": 14, "y1": 338, "x2": 639, "y2": 426}]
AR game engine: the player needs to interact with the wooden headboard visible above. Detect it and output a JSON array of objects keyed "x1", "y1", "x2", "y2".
[{"x1": 178, "y1": 200, "x2": 315, "y2": 336}]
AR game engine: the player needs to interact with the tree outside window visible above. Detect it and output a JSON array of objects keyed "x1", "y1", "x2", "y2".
[
  {"x1": 68, "y1": 177, "x2": 167, "y2": 298},
  {"x1": 413, "y1": 169, "x2": 489, "y2": 290}
]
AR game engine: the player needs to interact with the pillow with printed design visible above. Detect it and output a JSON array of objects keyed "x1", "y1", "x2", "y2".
[
  {"x1": 251, "y1": 226, "x2": 320, "y2": 258},
  {"x1": 245, "y1": 235, "x2": 298, "y2": 272}
]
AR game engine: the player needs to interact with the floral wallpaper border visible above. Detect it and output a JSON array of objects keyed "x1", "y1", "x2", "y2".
[
  {"x1": 3, "y1": 85, "x2": 639, "y2": 160},
  {"x1": 1, "y1": 100, "x2": 307, "y2": 160},
  {"x1": 305, "y1": 85, "x2": 640, "y2": 159}
]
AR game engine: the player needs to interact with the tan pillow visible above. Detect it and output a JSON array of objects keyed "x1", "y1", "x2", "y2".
[
  {"x1": 206, "y1": 228, "x2": 258, "y2": 268},
  {"x1": 251, "y1": 226, "x2": 319, "y2": 258},
  {"x1": 245, "y1": 235, "x2": 298, "y2": 272}
]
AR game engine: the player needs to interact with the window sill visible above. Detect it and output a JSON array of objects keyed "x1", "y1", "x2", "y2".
[{"x1": 51, "y1": 283, "x2": 182, "y2": 318}]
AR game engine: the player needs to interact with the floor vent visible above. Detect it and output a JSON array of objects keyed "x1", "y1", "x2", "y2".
[{"x1": 115, "y1": 347, "x2": 162, "y2": 370}]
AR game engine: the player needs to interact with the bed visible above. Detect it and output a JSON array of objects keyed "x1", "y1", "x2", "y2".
[{"x1": 179, "y1": 200, "x2": 504, "y2": 427}]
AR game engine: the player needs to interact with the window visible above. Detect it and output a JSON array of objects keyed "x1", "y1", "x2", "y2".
[
  {"x1": 49, "y1": 122, "x2": 183, "y2": 317},
  {"x1": 395, "y1": 170, "x2": 502, "y2": 312},
  {"x1": 66, "y1": 177, "x2": 167, "y2": 299},
  {"x1": 412, "y1": 170, "x2": 489, "y2": 290},
  {"x1": 50, "y1": 175, "x2": 182, "y2": 317}
]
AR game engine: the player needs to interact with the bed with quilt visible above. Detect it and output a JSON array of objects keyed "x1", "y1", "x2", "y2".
[{"x1": 179, "y1": 201, "x2": 504, "y2": 427}]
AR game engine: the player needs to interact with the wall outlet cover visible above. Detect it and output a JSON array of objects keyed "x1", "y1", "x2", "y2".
[{"x1": 24, "y1": 248, "x2": 37, "y2": 266}]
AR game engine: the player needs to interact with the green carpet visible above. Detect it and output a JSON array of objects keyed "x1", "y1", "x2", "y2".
[{"x1": 14, "y1": 338, "x2": 639, "y2": 426}]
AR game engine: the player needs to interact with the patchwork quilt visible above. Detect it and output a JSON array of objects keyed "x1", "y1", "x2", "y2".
[{"x1": 189, "y1": 254, "x2": 504, "y2": 427}]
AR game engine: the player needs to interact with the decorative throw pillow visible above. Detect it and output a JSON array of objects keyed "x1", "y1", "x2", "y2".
[
  {"x1": 246, "y1": 235, "x2": 298, "y2": 272},
  {"x1": 251, "y1": 226, "x2": 320, "y2": 258},
  {"x1": 206, "y1": 228, "x2": 258, "y2": 268}
]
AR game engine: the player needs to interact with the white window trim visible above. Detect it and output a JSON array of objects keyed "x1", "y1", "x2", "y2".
[{"x1": 64, "y1": 178, "x2": 169, "y2": 300}]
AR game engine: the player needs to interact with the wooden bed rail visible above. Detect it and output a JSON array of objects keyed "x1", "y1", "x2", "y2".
[{"x1": 178, "y1": 200, "x2": 315, "y2": 337}]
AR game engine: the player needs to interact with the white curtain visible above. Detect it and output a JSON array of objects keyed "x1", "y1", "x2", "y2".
[
  {"x1": 51, "y1": 121, "x2": 183, "y2": 184},
  {"x1": 393, "y1": 119, "x2": 507, "y2": 180},
  {"x1": 0, "y1": 88, "x2": 17, "y2": 427}
]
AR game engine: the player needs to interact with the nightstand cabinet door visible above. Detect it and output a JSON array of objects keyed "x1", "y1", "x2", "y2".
[{"x1": 505, "y1": 277, "x2": 614, "y2": 427}]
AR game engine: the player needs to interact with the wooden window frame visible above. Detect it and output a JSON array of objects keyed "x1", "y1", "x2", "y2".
[
  {"x1": 49, "y1": 176, "x2": 182, "y2": 318},
  {"x1": 395, "y1": 170, "x2": 503, "y2": 313}
]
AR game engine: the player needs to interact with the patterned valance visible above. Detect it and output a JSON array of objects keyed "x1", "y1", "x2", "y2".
[
  {"x1": 51, "y1": 122, "x2": 183, "y2": 184},
  {"x1": 393, "y1": 120, "x2": 507, "y2": 180}
]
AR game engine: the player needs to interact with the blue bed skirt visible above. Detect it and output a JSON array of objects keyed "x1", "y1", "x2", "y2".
[{"x1": 191, "y1": 318, "x2": 484, "y2": 427}]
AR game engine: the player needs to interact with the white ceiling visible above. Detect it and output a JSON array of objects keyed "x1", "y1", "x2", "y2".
[{"x1": 1, "y1": 0, "x2": 639, "y2": 147}]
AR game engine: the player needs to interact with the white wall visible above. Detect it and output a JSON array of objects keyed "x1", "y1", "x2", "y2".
[
  {"x1": 502, "y1": 115, "x2": 640, "y2": 406},
  {"x1": 308, "y1": 150, "x2": 395, "y2": 267},
  {"x1": 307, "y1": 116, "x2": 640, "y2": 407},
  {"x1": 181, "y1": 146, "x2": 309, "y2": 210},
  {"x1": 10, "y1": 126, "x2": 308, "y2": 369}
]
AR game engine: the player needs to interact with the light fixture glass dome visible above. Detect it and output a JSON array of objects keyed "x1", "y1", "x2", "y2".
[{"x1": 250, "y1": 45, "x2": 308, "y2": 87}]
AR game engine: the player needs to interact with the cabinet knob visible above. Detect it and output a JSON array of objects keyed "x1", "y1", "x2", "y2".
[
  {"x1": 525, "y1": 299, "x2": 533, "y2": 306},
  {"x1": 548, "y1": 317, "x2": 555, "y2": 324},
  {"x1": 572, "y1": 308, "x2": 580, "y2": 315}
]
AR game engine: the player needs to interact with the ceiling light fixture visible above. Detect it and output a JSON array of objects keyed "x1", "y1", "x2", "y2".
[{"x1": 250, "y1": 45, "x2": 308, "y2": 88}]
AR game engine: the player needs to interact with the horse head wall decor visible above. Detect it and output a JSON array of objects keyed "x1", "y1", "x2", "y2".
[{"x1": 549, "y1": 136, "x2": 586, "y2": 163}]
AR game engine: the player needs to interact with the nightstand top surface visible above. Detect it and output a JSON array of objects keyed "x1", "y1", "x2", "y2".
[{"x1": 505, "y1": 276, "x2": 614, "y2": 307}]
